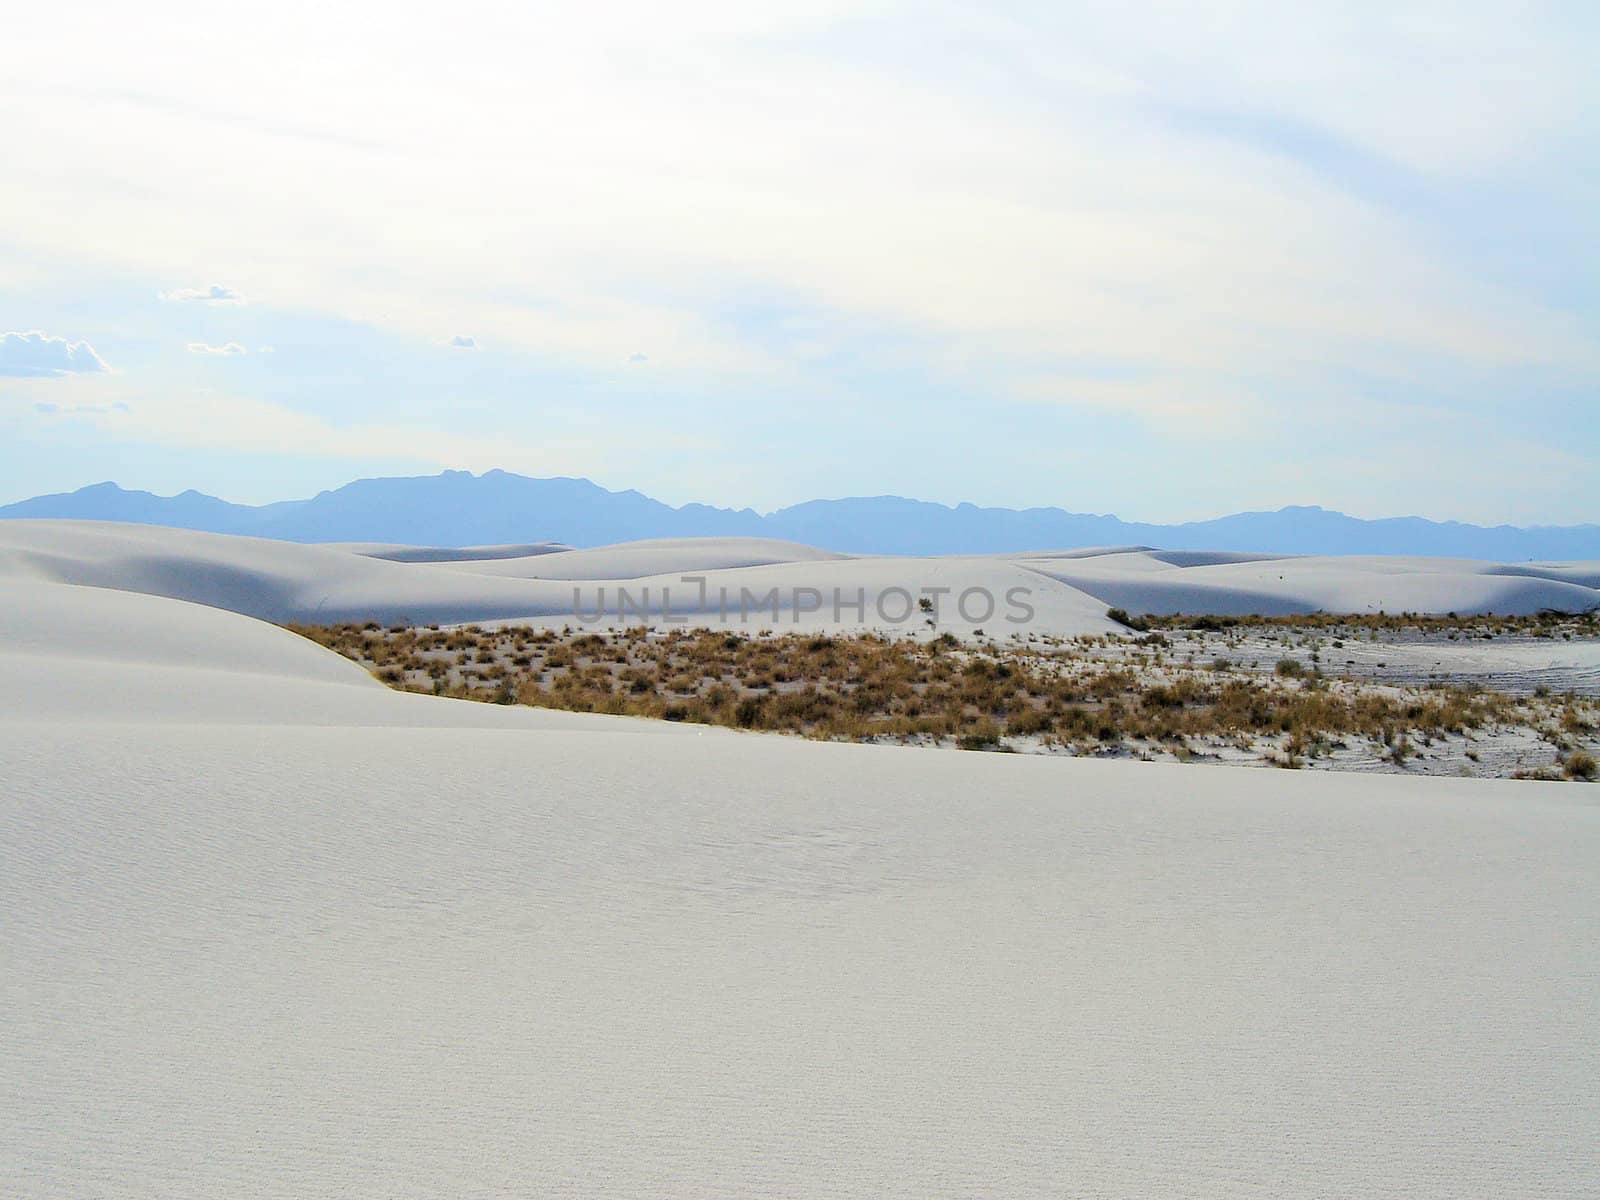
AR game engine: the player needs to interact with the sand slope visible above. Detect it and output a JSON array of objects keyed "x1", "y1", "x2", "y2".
[
  {"x1": 0, "y1": 521, "x2": 1125, "y2": 634},
  {"x1": 0, "y1": 523, "x2": 1594, "y2": 641},
  {"x1": 327, "y1": 541, "x2": 573, "y2": 563},
  {"x1": 428, "y1": 536, "x2": 852, "y2": 579},
  {"x1": 2, "y1": 552, "x2": 1599, "y2": 1197},
  {"x1": 0, "y1": 577, "x2": 698, "y2": 733},
  {"x1": 0, "y1": 520, "x2": 585, "y2": 626},
  {"x1": 1028, "y1": 551, "x2": 1600, "y2": 617}
]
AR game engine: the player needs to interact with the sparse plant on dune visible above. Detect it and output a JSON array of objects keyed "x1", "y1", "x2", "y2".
[
  {"x1": 1105, "y1": 608, "x2": 1150, "y2": 632},
  {"x1": 1565, "y1": 752, "x2": 1598, "y2": 781},
  {"x1": 285, "y1": 618, "x2": 1596, "y2": 776}
]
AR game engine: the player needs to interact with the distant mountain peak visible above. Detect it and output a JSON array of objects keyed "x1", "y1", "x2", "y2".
[{"x1": 2, "y1": 470, "x2": 1596, "y2": 559}]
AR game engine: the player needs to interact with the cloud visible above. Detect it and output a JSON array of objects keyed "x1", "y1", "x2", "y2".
[
  {"x1": 54, "y1": 386, "x2": 609, "y2": 471},
  {"x1": 10, "y1": 7, "x2": 1592, "y2": 391},
  {"x1": 187, "y1": 341, "x2": 248, "y2": 356},
  {"x1": 160, "y1": 284, "x2": 244, "y2": 304},
  {"x1": 1, "y1": 4, "x2": 1595, "y2": 520},
  {"x1": 9, "y1": 382, "x2": 712, "y2": 490},
  {"x1": 0, "y1": 330, "x2": 110, "y2": 378},
  {"x1": 628, "y1": 352, "x2": 648, "y2": 363},
  {"x1": 33, "y1": 401, "x2": 130, "y2": 415}
]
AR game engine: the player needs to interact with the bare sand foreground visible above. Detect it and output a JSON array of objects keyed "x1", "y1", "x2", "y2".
[{"x1": 2, "y1": 526, "x2": 1598, "y2": 1197}]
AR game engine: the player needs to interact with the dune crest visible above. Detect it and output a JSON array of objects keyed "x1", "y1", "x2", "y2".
[{"x1": 0, "y1": 522, "x2": 1594, "y2": 639}]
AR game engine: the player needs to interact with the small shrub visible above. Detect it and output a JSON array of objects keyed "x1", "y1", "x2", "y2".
[
  {"x1": 1565, "y1": 752, "x2": 1598, "y2": 781},
  {"x1": 1182, "y1": 614, "x2": 1238, "y2": 631},
  {"x1": 1106, "y1": 608, "x2": 1149, "y2": 632},
  {"x1": 957, "y1": 720, "x2": 1004, "y2": 751}
]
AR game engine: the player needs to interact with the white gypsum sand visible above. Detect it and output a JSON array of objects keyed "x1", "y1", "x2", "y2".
[
  {"x1": 0, "y1": 521, "x2": 1595, "y2": 634},
  {"x1": 2, "y1": 523, "x2": 1598, "y2": 1197}
]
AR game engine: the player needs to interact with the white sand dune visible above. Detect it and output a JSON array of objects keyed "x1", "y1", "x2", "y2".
[
  {"x1": 1145, "y1": 548, "x2": 1294, "y2": 567},
  {"x1": 0, "y1": 520, "x2": 588, "y2": 626},
  {"x1": 327, "y1": 541, "x2": 573, "y2": 562},
  {"x1": 1487, "y1": 561, "x2": 1600, "y2": 590},
  {"x1": 1031, "y1": 552, "x2": 1600, "y2": 617},
  {"x1": 0, "y1": 575, "x2": 369, "y2": 682},
  {"x1": 0, "y1": 577, "x2": 695, "y2": 732},
  {"x1": 3, "y1": 568, "x2": 1598, "y2": 1198},
  {"x1": 0, "y1": 521, "x2": 1124, "y2": 635},
  {"x1": 978, "y1": 543, "x2": 1157, "y2": 560},
  {"x1": 1, "y1": 522, "x2": 1593, "y2": 643},
  {"x1": 496, "y1": 555, "x2": 1124, "y2": 636},
  {"x1": 429, "y1": 536, "x2": 853, "y2": 579}
]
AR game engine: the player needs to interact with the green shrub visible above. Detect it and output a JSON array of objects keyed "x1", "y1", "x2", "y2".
[{"x1": 1106, "y1": 608, "x2": 1150, "y2": 632}]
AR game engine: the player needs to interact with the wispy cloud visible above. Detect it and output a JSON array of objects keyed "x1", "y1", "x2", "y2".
[
  {"x1": 0, "y1": 330, "x2": 110, "y2": 378},
  {"x1": 187, "y1": 341, "x2": 248, "y2": 356},
  {"x1": 160, "y1": 284, "x2": 244, "y2": 304},
  {"x1": 0, "y1": 3, "x2": 1594, "y2": 521},
  {"x1": 42, "y1": 387, "x2": 651, "y2": 478},
  {"x1": 34, "y1": 401, "x2": 131, "y2": 415}
]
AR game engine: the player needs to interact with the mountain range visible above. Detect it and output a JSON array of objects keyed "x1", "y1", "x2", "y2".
[{"x1": 3, "y1": 470, "x2": 1597, "y2": 559}]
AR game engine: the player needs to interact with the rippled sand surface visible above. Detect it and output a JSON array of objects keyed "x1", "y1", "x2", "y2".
[{"x1": 6, "y1": 720, "x2": 1597, "y2": 1197}]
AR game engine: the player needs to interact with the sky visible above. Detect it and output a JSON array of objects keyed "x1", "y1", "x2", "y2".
[{"x1": 2, "y1": 1, "x2": 1596, "y2": 524}]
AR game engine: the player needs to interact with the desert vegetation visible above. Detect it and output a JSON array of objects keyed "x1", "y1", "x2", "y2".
[
  {"x1": 289, "y1": 618, "x2": 1600, "y2": 779},
  {"x1": 1139, "y1": 609, "x2": 1599, "y2": 638}
]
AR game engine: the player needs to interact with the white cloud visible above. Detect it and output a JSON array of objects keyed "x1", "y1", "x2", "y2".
[
  {"x1": 187, "y1": 341, "x2": 248, "y2": 356},
  {"x1": 28, "y1": 384, "x2": 705, "y2": 479},
  {"x1": 447, "y1": 335, "x2": 478, "y2": 349},
  {"x1": 3, "y1": 1, "x2": 1589, "y2": 393},
  {"x1": 160, "y1": 284, "x2": 244, "y2": 304},
  {"x1": 0, "y1": 330, "x2": 110, "y2": 378},
  {"x1": 33, "y1": 401, "x2": 130, "y2": 415},
  {"x1": 0, "y1": 0, "x2": 1594, "y2": 519}
]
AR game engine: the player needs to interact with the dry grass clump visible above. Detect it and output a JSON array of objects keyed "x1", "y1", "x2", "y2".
[{"x1": 286, "y1": 620, "x2": 1599, "y2": 777}]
